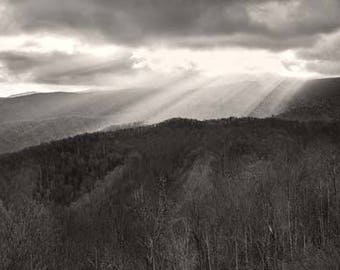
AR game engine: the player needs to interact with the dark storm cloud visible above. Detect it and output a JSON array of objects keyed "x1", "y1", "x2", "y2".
[
  {"x1": 297, "y1": 33, "x2": 340, "y2": 61},
  {"x1": 295, "y1": 31, "x2": 340, "y2": 75},
  {"x1": 171, "y1": 33, "x2": 319, "y2": 51},
  {"x1": 6, "y1": 0, "x2": 340, "y2": 50},
  {"x1": 36, "y1": 56, "x2": 138, "y2": 85},
  {"x1": 0, "y1": 51, "x2": 138, "y2": 84},
  {"x1": 0, "y1": 51, "x2": 62, "y2": 73}
]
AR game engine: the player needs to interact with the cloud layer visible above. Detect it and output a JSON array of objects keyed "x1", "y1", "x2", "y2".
[
  {"x1": 0, "y1": 0, "x2": 340, "y2": 90},
  {"x1": 0, "y1": 50, "x2": 141, "y2": 85},
  {"x1": 5, "y1": 0, "x2": 340, "y2": 50}
]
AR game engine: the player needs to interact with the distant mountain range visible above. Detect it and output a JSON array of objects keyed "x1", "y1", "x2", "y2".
[
  {"x1": 0, "y1": 77, "x2": 339, "y2": 154},
  {"x1": 7, "y1": 91, "x2": 38, "y2": 98},
  {"x1": 0, "y1": 117, "x2": 102, "y2": 154}
]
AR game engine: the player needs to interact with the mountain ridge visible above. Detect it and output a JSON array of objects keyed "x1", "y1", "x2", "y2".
[{"x1": 0, "y1": 76, "x2": 339, "y2": 154}]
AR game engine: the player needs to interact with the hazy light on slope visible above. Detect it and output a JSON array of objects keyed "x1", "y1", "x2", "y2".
[{"x1": 100, "y1": 74, "x2": 305, "y2": 126}]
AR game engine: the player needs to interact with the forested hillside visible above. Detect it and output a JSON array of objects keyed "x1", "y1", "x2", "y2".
[
  {"x1": 0, "y1": 117, "x2": 339, "y2": 269},
  {"x1": 0, "y1": 118, "x2": 140, "y2": 154},
  {"x1": 279, "y1": 77, "x2": 340, "y2": 121}
]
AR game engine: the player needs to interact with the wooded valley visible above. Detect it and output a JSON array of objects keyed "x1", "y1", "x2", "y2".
[{"x1": 0, "y1": 117, "x2": 339, "y2": 269}]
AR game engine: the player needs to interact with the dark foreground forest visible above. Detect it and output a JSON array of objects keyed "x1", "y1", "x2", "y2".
[{"x1": 0, "y1": 117, "x2": 339, "y2": 270}]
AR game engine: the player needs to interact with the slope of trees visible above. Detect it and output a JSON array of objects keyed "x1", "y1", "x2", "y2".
[{"x1": 0, "y1": 117, "x2": 339, "y2": 269}]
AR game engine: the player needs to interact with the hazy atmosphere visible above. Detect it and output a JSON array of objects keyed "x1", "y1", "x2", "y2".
[{"x1": 1, "y1": 0, "x2": 340, "y2": 96}]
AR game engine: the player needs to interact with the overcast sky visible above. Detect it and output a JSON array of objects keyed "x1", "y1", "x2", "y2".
[{"x1": 0, "y1": 0, "x2": 339, "y2": 96}]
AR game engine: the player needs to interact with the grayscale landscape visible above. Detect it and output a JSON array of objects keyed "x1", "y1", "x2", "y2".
[{"x1": 0, "y1": 1, "x2": 339, "y2": 269}]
